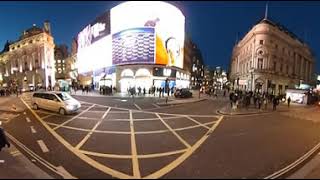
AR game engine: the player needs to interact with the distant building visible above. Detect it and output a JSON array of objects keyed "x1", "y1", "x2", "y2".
[
  {"x1": 230, "y1": 17, "x2": 315, "y2": 95},
  {"x1": 0, "y1": 21, "x2": 55, "y2": 90},
  {"x1": 184, "y1": 37, "x2": 204, "y2": 89},
  {"x1": 54, "y1": 44, "x2": 69, "y2": 80}
]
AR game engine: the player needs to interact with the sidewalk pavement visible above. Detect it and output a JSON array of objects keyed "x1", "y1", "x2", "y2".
[
  {"x1": 0, "y1": 96, "x2": 25, "y2": 113},
  {"x1": 279, "y1": 105, "x2": 320, "y2": 123},
  {"x1": 0, "y1": 143, "x2": 52, "y2": 179},
  {"x1": 218, "y1": 102, "x2": 291, "y2": 115}
]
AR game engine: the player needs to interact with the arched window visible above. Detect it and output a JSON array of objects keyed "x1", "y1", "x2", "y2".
[
  {"x1": 135, "y1": 68, "x2": 150, "y2": 77},
  {"x1": 121, "y1": 69, "x2": 134, "y2": 77}
]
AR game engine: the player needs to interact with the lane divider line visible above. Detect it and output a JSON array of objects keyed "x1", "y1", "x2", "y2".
[
  {"x1": 20, "y1": 98, "x2": 133, "y2": 179},
  {"x1": 145, "y1": 115, "x2": 224, "y2": 179},
  {"x1": 53, "y1": 104, "x2": 95, "y2": 131},
  {"x1": 185, "y1": 116, "x2": 211, "y2": 130},
  {"x1": 152, "y1": 103, "x2": 160, "y2": 108},
  {"x1": 156, "y1": 113, "x2": 191, "y2": 149},
  {"x1": 129, "y1": 110, "x2": 141, "y2": 178},
  {"x1": 26, "y1": 117, "x2": 31, "y2": 123},
  {"x1": 30, "y1": 126, "x2": 37, "y2": 134},
  {"x1": 134, "y1": 103, "x2": 142, "y2": 110},
  {"x1": 75, "y1": 107, "x2": 111, "y2": 150},
  {"x1": 6, "y1": 132, "x2": 76, "y2": 179},
  {"x1": 37, "y1": 140, "x2": 49, "y2": 153}
]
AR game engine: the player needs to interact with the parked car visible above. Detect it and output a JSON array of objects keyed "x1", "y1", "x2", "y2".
[
  {"x1": 31, "y1": 91, "x2": 81, "y2": 115},
  {"x1": 174, "y1": 88, "x2": 193, "y2": 98}
]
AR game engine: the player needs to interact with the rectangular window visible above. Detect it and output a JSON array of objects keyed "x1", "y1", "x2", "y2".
[
  {"x1": 273, "y1": 62, "x2": 277, "y2": 71},
  {"x1": 286, "y1": 65, "x2": 289, "y2": 74},
  {"x1": 280, "y1": 64, "x2": 283, "y2": 72},
  {"x1": 258, "y1": 58, "x2": 263, "y2": 69},
  {"x1": 259, "y1": 40, "x2": 264, "y2": 45}
]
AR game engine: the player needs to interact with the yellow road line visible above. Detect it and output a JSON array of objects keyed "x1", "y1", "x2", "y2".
[
  {"x1": 130, "y1": 110, "x2": 141, "y2": 178},
  {"x1": 42, "y1": 114, "x2": 53, "y2": 120},
  {"x1": 75, "y1": 108, "x2": 111, "y2": 150},
  {"x1": 53, "y1": 104, "x2": 95, "y2": 130},
  {"x1": 80, "y1": 149, "x2": 187, "y2": 159},
  {"x1": 145, "y1": 116, "x2": 224, "y2": 179},
  {"x1": 156, "y1": 113, "x2": 191, "y2": 149},
  {"x1": 138, "y1": 149, "x2": 187, "y2": 159},
  {"x1": 46, "y1": 121, "x2": 216, "y2": 135},
  {"x1": 185, "y1": 116, "x2": 211, "y2": 130},
  {"x1": 20, "y1": 97, "x2": 134, "y2": 179},
  {"x1": 80, "y1": 150, "x2": 132, "y2": 159}
]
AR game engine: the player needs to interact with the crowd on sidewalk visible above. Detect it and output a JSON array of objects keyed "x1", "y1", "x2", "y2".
[{"x1": 228, "y1": 90, "x2": 292, "y2": 111}]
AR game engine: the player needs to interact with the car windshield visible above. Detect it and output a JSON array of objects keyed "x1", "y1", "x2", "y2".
[{"x1": 56, "y1": 92, "x2": 72, "y2": 101}]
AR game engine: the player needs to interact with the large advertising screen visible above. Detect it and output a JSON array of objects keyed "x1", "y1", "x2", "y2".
[
  {"x1": 78, "y1": 11, "x2": 110, "y2": 51},
  {"x1": 76, "y1": 1, "x2": 185, "y2": 74},
  {"x1": 110, "y1": 1, "x2": 185, "y2": 69},
  {"x1": 77, "y1": 35, "x2": 112, "y2": 73},
  {"x1": 112, "y1": 27, "x2": 155, "y2": 65}
]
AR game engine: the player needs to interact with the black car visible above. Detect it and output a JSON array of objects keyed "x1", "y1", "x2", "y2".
[{"x1": 174, "y1": 88, "x2": 193, "y2": 98}]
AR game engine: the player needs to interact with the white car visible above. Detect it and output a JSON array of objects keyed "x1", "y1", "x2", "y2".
[{"x1": 31, "y1": 91, "x2": 81, "y2": 115}]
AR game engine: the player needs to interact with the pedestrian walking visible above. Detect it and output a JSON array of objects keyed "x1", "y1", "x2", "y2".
[
  {"x1": 229, "y1": 92, "x2": 234, "y2": 108},
  {"x1": 273, "y1": 97, "x2": 278, "y2": 111},
  {"x1": 287, "y1": 96, "x2": 291, "y2": 107},
  {"x1": 263, "y1": 97, "x2": 268, "y2": 110},
  {"x1": 0, "y1": 126, "x2": 10, "y2": 152}
]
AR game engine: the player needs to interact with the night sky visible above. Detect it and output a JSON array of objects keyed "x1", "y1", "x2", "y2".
[{"x1": 0, "y1": 1, "x2": 319, "y2": 73}]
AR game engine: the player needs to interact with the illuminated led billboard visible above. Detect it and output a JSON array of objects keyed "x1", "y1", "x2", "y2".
[
  {"x1": 76, "y1": 1, "x2": 185, "y2": 74},
  {"x1": 77, "y1": 35, "x2": 112, "y2": 73},
  {"x1": 112, "y1": 27, "x2": 155, "y2": 65},
  {"x1": 111, "y1": 1, "x2": 185, "y2": 68}
]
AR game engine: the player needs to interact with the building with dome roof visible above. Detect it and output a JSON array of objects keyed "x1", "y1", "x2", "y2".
[
  {"x1": 0, "y1": 21, "x2": 55, "y2": 90},
  {"x1": 229, "y1": 16, "x2": 315, "y2": 95}
]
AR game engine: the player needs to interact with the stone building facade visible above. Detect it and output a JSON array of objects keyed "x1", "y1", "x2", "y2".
[
  {"x1": 0, "y1": 21, "x2": 55, "y2": 90},
  {"x1": 230, "y1": 18, "x2": 315, "y2": 95}
]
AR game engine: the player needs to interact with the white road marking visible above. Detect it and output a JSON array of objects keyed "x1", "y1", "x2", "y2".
[
  {"x1": 185, "y1": 116, "x2": 211, "y2": 130},
  {"x1": 0, "y1": 160, "x2": 5, "y2": 163},
  {"x1": 42, "y1": 115, "x2": 53, "y2": 120},
  {"x1": 75, "y1": 107, "x2": 111, "y2": 150},
  {"x1": 6, "y1": 132, "x2": 76, "y2": 179},
  {"x1": 30, "y1": 126, "x2": 37, "y2": 134},
  {"x1": 145, "y1": 116, "x2": 224, "y2": 179},
  {"x1": 156, "y1": 113, "x2": 191, "y2": 148},
  {"x1": 134, "y1": 103, "x2": 142, "y2": 110},
  {"x1": 37, "y1": 140, "x2": 49, "y2": 153},
  {"x1": 152, "y1": 103, "x2": 160, "y2": 108},
  {"x1": 26, "y1": 117, "x2": 31, "y2": 123},
  {"x1": 129, "y1": 110, "x2": 141, "y2": 178},
  {"x1": 53, "y1": 104, "x2": 95, "y2": 130},
  {"x1": 101, "y1": 109, "x2": 110, "y2": 119}
]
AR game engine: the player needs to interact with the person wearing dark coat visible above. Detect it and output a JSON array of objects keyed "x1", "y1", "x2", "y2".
[{"x1": 0, "y1": 127, "x2": 10, "y2": 151}]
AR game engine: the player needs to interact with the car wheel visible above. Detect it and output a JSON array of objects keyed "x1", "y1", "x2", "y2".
[
  {"x1": 33, "y1": 103, "x2": 38, "y2": 110},
  {"x1": 59, "y1": 108, "x2": 66, "y2": 115}
]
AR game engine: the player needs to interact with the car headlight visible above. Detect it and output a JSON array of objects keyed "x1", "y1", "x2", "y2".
[{"x1": 66, "y1": 104, "x2": 74, "y2": 110}]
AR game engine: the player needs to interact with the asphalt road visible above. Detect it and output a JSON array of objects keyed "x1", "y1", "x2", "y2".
[{"x1": 1, "y1": 94, "x2": 320, "y2": 179}]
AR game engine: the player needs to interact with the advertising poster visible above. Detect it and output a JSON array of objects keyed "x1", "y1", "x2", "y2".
[
  {"x1": 112, "y1": 27, "x2": 155, "y2": 65},
  {"x1": 110, "y1": 1, "x2": 185, "y2": 68}
]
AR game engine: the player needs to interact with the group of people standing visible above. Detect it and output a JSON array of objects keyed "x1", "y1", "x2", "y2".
[
  {"x1": 128, "y1": 86, "x2": 176, "y2": 98},
  {"x1": 229, "y1": 90, "x2": 291, "y2": 111}
]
